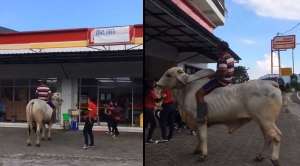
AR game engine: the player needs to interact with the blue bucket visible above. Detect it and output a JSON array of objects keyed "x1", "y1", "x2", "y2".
[{"x1": 70, "y1": 120, "x2": 78, "y2": 130}]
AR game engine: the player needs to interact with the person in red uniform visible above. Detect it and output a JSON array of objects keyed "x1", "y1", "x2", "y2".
[
  {"x1": 158, "y1": 88, "x2": 176, "y2": 142},
  {"x1": 145, "y1": 80, "x2": 162, "y2": 144},
  {"x1": 195, "y1": 41, "x2": 235, "y2": 123},
  {"x1": 83, "y1": 98, "x2": 97, "y2": 149}
]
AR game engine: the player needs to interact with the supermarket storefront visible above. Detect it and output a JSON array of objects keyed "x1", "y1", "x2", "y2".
[
  {"x1": 145, "y1": 0, "x2": 240, "y2": 80},
  {"x1": 0, "y1": 25, "x2": 143, "y2": 127}
]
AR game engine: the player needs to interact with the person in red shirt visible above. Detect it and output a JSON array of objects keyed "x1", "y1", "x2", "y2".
[
  {"x1": 158, "y1": 88, "x2": 176, "y2": 142},
  {"x1": 83, "y1": 98, "x2": 96, "y2": 149},
  {"x1": 88, "y1": 98, "x2": 97, "y2": 120},
  {"x1": 145, "y1": 80, "x2": 162, "y2": 144}
]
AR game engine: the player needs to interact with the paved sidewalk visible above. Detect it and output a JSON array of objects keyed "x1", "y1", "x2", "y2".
[
  {"x1": 0, "y1": 122, "x2": 143, "y2": 133},
  {"x1": 145, "y1": 101, "x2": 300, "y2": 166},
  {"x1": 0, "y1": 128, "x2": 142, "y2": 166}
]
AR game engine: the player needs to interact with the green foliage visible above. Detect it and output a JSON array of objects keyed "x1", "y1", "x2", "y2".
[{"x1": 232, "y1": 66, "x2": 249, "y2": 84}]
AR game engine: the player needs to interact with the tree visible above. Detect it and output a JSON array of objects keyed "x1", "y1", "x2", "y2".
[{"x1": 232, "y1": 66, "x2": 249, "y2": 84}]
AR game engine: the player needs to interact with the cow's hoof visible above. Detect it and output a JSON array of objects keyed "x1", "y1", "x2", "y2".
[
  {"x1": 48, "y1": 137, "x2": 52, "y2": 141},
  {"x1": 27, "y1": 143, "x2": 31, "y2": 146},
  {"x1": 254, "y1": 154, "x2": 265, "y2": 162},
  {"x1": 193, "y1": 149, "x2": 202, "y2": 155},
  {"x1": 36, "y1": 144, "x2": 40, "y2": 147},
  {"x1": 198, "y1": 155, "x2": 207, "y2": 162},
  {"x1": 285, "y1": 109, "x2": 290, "y2": 113},
  {"x1": 270, "y1": 159, "x2": 280, "y2": 166}
]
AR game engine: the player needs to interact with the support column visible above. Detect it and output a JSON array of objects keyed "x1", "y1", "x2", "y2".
[{"x1": 60, "y1": 78, "x2": 78, "y2": 125}]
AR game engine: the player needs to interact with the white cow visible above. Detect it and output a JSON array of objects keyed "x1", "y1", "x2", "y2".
[
  {"x1": 157, "y1": 67, "x2": 283, "y2": 166},
  {"x1": 26, "y1": 92, "x2": 63, "y2": 147}
]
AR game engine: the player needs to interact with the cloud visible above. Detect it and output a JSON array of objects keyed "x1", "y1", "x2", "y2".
[
  {"x1": 250, "y1": 53, "x2": 281, "y2": 79},
  {"x1": 240, "y1": 39, "x2": 256, "y2": 45},
  {"x1": 233, "y1": 0, "x2": 300, "y2": 21}
]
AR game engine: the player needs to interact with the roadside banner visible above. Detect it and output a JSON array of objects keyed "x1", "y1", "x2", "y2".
[{"x1": 272, "y1": 35, "x2": 296, "y2": 50}]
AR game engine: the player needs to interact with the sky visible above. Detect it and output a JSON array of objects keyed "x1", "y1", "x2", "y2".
[
  {"x1": 212, "y1": 0, "x2": 300, "y2": 79},
  {"x1": 0, "y1": 0, "x2": 143, "y2": 31}
]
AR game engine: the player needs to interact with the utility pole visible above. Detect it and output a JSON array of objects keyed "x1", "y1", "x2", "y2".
[
  {"x1": 278, "y1": 50, "x2": 281, "y2": 76},
  {"x1": 271, "y1": 40, "x2": 273, "y2": 74},
  {"x1": 292, "y1": 48, "x2": 295, "y2": 74}
]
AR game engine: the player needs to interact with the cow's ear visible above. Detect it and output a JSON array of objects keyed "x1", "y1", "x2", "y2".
[
  {"x1": 177, "y1": 69, "x2": 184, "y2": 74},
  {"x1": 176, "y1": 73, "x2": 188, "y2": 85}
]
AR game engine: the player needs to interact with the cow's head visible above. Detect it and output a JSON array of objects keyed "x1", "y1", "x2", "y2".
[
  {"x1": 51, "y1": 92, "x2": 63, "y2": 107},
  {"x1": 156, "y1": 67, "x2": 188, "y2": 89}
]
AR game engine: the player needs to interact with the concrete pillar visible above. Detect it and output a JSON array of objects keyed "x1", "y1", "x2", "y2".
[{"x1": 60, "y1": 78, "x2": 78, "y2": 125}]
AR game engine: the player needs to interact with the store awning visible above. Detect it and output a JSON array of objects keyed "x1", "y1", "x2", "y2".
[
  {"x1": 0, "y1": 49, "x2": 142, "y2": 64},
  {"x1": 145, "y1": 0, "x2": 241, "y2": 62}
]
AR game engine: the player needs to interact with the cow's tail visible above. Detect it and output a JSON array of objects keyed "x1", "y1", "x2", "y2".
[{"x1": 27, "y1": 101, "x2": 34, "y2": 121}]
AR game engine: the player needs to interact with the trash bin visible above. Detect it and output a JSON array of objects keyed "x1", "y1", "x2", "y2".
[
  {"x1": 63, "y1": 113, "x2": 70, "y2": 130},
  {"x1": 70, "y1": 120, "x2": 78, "y2": 130},
  {"x1": 70, "y1": 109, "x2": 79, "y2": 131}
]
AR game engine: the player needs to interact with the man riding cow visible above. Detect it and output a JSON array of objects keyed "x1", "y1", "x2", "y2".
[
  {"x1": 196, "y1": 41, "x2": 235, "y2": 123},
  {"x1": 36, "y1": 80, "x2": 55, "y2": 110}
]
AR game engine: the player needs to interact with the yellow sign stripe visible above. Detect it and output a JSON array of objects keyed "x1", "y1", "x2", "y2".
[
  {"x1": 0, "y1": 40, "x2": 88, "y2": 50},
  {"x1": 131, "y1": 37, "x2": 143, "y2": 44}
]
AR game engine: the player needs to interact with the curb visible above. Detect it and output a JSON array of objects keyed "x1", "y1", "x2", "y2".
[{"x1": 0, "y1": 122, "x2": 143, "y2": 133}]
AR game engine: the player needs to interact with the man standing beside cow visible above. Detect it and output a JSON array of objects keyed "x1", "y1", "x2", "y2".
[
  {"x1": 157, "y1": 88, "x2": 176, "y2": 143},
  {"x1": 82, "y1": 98, "x2": 97, "y2": 149}
]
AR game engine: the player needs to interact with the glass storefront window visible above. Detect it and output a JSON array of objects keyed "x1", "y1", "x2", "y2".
[
  {"x1": 78, "y1": 78, "x2": 143, "y2": 127},
  {"x1": 0, "y1": 79, "x2": 59, "y2": 122}
]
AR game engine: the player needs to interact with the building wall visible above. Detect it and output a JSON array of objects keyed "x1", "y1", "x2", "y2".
[
  {"x1": 0, "y1": 62, "x2": 142, "y2": 79},
  {"x1": 145, "y1": 39, "x2": 178, "y2": 80},
  {"x1": 0, "y1": 61, "x2": 142, "y2": 125}
]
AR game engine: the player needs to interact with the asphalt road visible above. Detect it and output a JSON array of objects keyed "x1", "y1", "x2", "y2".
[
  {"x1": 0, "y1": 128, "x2": 143, "y2": 166},
  {"x1": 145, "y1": 98, "x2": 300, "y2": 166}
]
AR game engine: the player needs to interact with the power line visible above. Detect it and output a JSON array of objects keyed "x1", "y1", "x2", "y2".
[{"x1": 278, "y1": 22, "x2": 300, "y2": 35}]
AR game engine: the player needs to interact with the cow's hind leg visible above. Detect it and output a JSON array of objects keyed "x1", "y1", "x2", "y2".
[
  {"x1": 270, "y1": 125, "x2": 281, "y2": 166},
  {"x1": 259, "y1": 123, "x2": 281, "y2": 166},
  {"x1": 35, "y1": 123, "x2": 41, "y2": 147},
  {"x1": 26, "y1": 123, "x2": 32, "y2": 146},
  {"x1": 47, "y1": 123, "x2": 52, "y2": 140},
  {"x1": 255, "y1": 125, "x2": 271, "y2": 162}
]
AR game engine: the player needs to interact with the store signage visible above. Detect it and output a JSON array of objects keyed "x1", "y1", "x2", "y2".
[
  {"x1": 90, "y1": 26, "x2": 130, "y2": 45},
  {"x1": 280, "y1": 67, "x2": 292, "y2": 76},
  {"x1": 130, "y1": 25, "x2": 143, "y2": 44},
  {"x1": 272, "y1": 35, "x2": 296, "y2": 50}
]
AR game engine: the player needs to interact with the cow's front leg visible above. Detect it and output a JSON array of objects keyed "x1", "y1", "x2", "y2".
[
  {"x1": 47, "y1": 123, "x2": 52, "y2": 140},
  {"x1": 36, "y1": 124, "x2": 41, "y2": 147},
  {"x1": 198, "y1": 122, "x2": 208, "y2": 161},
  {"x1": 193, "y1": 129, "x2": 202, "y2": 154}
]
